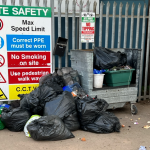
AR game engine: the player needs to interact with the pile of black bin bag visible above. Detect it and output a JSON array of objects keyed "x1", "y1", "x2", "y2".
[{"x1": 1, "y1": 67, "x2": 121, "y2": 141}]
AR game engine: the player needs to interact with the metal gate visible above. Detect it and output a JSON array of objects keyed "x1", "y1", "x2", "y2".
[{"x1": 0, "y1": 0, "x2": 150, "y2": 102}]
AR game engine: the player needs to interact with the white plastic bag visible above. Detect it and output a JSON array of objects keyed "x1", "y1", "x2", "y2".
[{"x1": 24, "y1": 115, "x2": 41, "y2": 137}]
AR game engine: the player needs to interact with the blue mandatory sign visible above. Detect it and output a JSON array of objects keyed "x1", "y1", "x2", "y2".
[{"x1": 0, "y1": 36, "x2": 4, "y2": 49}]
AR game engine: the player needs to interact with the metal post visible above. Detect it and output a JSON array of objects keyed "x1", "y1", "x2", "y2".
[
  {"x1": 111, "y1": 1, "x2": 117, "y2": 49},
  {"x1": 117, "y1": 2, "x2": 123, "y2": 48},
  {"x1": 65, "y1": 0, "x2": 69, "y2": 67},
  {"x1": 39, "y1": 0, "x2": 44, "y2": 6},
  {"x1": 99, "y1": 1, "x2": 104, "y2": 47},
  {"x1": 144, "y1": 7, "x2": 150, "y2": 99},
  {"x1": 79, "y1": 0, "x2": 83, "y2": 49},
  {"x1": 51, "y1": 0, "x2": 55, "y2": 72},
  {"x1": 93, "y1": 1, "x2": 97, "y2": 49},
  {"x1": 31, "y1": 0, "x2": 38, "y2": 6},
  {"x1": 123, "y1": 2, "x2": 129, "y2": 48},
  {"x1": 23, "y1": 0, "x2": 28, "y2": 6},
  {"x1": 135, "y1": 3, "x2": 141, "y2": 49},
  {"x1": 130, "y1": 3, "x2": 135, "y2": 48},
  {"x1": 86, "y1": 0, "x2": 90, "y2": 49},
  {"x1": 72, "y1": 0, "x2": 76, "y2": 50},
  {"x1": 105, "y1": 1, "x2": 110, "y2": 48},
  {"x1": 58, "y1": 0, "x2": 62, "y2": 68},
  {"x1": 6, "y1": 0, "x2": 11, "y2": 5},
  {"x1": 138, "y1": 4, "x2": 147, "y2": 101}
]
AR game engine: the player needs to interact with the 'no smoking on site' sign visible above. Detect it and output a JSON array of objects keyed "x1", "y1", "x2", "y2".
[{"x1": 0, "y1": 19, "x2": 3, "y2": 30}]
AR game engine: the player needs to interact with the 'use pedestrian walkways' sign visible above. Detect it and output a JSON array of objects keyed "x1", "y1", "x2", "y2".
[{"x1": 0, "y1": 5, "x2": 52, "y2": 100}]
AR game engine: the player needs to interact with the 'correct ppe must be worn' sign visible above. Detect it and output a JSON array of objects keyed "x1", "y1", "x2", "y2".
[{"x1": 0, "y1": 6, "x2": 52, "y2": 100}]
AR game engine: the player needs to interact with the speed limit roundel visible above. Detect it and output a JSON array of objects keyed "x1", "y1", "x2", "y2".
[{"x1": 0, "y1": 19, "x2": 3, "y2": 30}]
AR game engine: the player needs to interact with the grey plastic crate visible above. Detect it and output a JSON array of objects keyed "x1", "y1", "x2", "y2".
[{"x1": 70, "y1": 48, "x2": 142, "y2": 114}]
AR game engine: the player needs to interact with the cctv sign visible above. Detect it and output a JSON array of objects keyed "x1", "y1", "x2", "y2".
[{"x1": 0, "y1": 5, "x2": 52, "y2": 100}]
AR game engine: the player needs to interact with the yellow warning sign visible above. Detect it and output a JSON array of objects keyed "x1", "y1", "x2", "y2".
[
  {"x1": 9, "y1": 84, "x2": 39, "y2": 100},
  {"x1": 0, "y1": 88, "x2": 7, "y2": 100}
]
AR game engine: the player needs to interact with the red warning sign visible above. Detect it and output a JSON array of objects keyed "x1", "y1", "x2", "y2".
[
  {"x1": 0, "y1": 19, "x2": 3, "y2": 30},
  {"x1": 8, "y1": 68, "x2": 51, "y2": 84},
  {"x1": 0, "y1": 72, "x2": 6, "y2": 83},
  {"x1": 7, "y1": 52, "x2": 51, "y2": 68},
  {"x1": 0, "y1": 55, "x2": 5, "y2": 67}
]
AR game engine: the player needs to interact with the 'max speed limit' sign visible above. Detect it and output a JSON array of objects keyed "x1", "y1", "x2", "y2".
[{"x1": 0, "y1": 6, "x2": 52, "y2": 101}]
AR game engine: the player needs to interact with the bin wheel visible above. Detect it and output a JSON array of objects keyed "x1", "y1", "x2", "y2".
[{"x1": 131, "y1": 104, "x2": 138, "y2": 115}]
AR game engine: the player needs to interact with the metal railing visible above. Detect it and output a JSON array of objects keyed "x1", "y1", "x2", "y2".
[{"x1": 51, "y1": 0, "x2": 149, "y2": 101}]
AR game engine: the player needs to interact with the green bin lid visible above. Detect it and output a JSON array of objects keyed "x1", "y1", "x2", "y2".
[{"x1": 105, "y1": 68, "x2": 135, "y2": 74}]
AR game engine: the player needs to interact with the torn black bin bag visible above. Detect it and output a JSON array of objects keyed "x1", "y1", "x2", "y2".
[
  {"x1": 63, "y1": 111, "x2": 80, "y2": 131},
  {"x1": 70, "y1": 70, "x2": 80, "y2": 85},
  {"x1": 39, "y1": 73, "x2": 65, "y2": 89},
  {"x1": 76, "y1": 96, "x2": 109, "y2": 126},
  {"x1": 44, "y1": 91, "x2": 76, "y2": 119},
  {"x1": 94, "y1": 47, "x2": 127, "y2": 70},
  {"x1": 1, "y1": 107, "x2": 31, "y2": 132},
  {"x1": 61, "y1": 67, "x2": 73, "y2": 75},
  {"x1": 39, "y1": 72, "x2": 57, "y2": 85},
  {"x1": 20, "y1": 84, "x2": 57, "y2": 115},
  {"x1": 62, "y1": 70, "x2": 80, "y2": 86},
  {"x1": 27, "y1": 116, "x2": 74, "y2": 141},
  {"x1": 82, "y1": 112, "x2": 121, "y2": 133},
  {"x1": 63, "y1": 74, "x2": 74, "y2": 86}
]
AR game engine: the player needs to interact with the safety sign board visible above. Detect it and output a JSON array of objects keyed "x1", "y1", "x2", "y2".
[
  {"x1": 0, "y1": 5, "x2": 52, "y2": 100},
  {"x1": 0, "y1": 37, "x2": 4, "y2": 49},
  {"x1": 0, "y1": 72, "x2": 6, "y2": 83},
  {"x1": 0, "y1": 88, "x2": 7, "y2": 100},
  {"x1": 0, "y1": 19, "x2": 3, "y2": 30},
  {"x1": 0, "y1": 54, "x2": 5, "y2": 67},
  {"x1": 81, "y1": 12, "x2": 95, "y2": 43},
  {"x1": 9, "y1": 84, "x2": 39, "y2": 100},
  {"x1": 8, "y1": 68, "x2": 51, "y2": 84},
  {"x1": 7, "y1": 52, "x2": 51, "y2": 68},
  {"x1": 7, "y1": 35, "x2": 50, "y2": 51}
]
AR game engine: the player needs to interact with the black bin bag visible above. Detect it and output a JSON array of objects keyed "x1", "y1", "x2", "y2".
[
  {"x1": 61, "y1": 67, "x2": 73, "y2": 75},
  {"x1": 82, "y1": 112, "x2": 121, "y2": 133},
  {"x1": 63, "y1": 111, "x2": 80, "y2": 131},
  {"x1": 1, "y1": 107, "x2": 31, "y2": 132},
  {"x1": 76, "y1": 96, "x2": 109, "y2": 126},
  {"x1": 44, "y1": 91, "x2": 80, "y2": 131},
  {"x1": 76, "y1": 97, "x2": 121, "y2": 133},
  {"x1": 27, "y1": 116, "x2": 74, "y2": 141},
  {"x1": 94, "y1": 47, "x2": 127, "y2": 70},
  {"x1": 44, "y1": 91, "x2": 76, "y2": 119},
  {"x1": 39, "y1": 73, "x2": 65, "y2": 89},
  {"x1": 63, "y1": 74, "x2": 74, "y2": 86},
  {"x1": 20, "y1": 84, "x2": 57, "y2": 115}
]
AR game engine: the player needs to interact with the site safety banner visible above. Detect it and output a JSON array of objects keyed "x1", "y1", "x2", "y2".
[{"x1": 0, "y1": 5, "x2": 52, "y2": 100}]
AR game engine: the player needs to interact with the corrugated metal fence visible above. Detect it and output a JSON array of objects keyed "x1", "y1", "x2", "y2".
[{"x1": 0, "y1": 0, "x2": 150, "y2": 102}]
